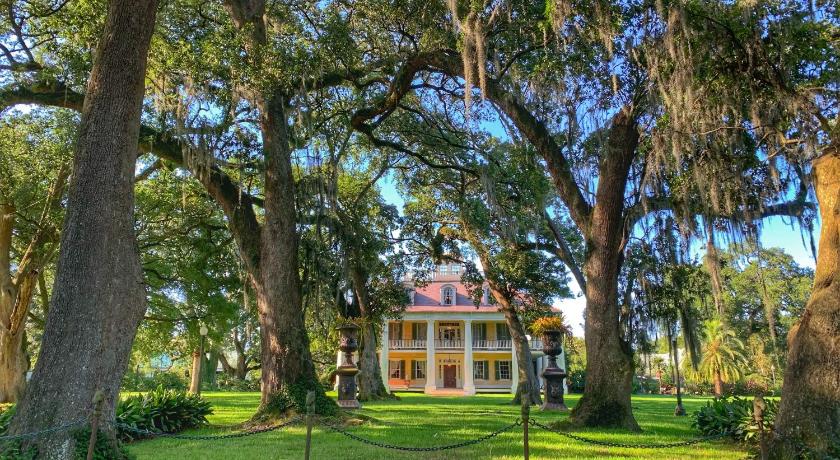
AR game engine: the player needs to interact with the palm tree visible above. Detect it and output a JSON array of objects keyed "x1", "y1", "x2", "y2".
[{"x1": 699, "y1": 319, "x2": 747, "y2": 396}]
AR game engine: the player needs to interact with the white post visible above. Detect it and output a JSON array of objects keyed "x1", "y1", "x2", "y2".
[
  {"x1": 464, "y1": 320, "x2": 475, "y2": 395},
  {"x1": 560, "y1": 348, "x2": 569, "y2": 395},
  {"x1": 380, "y1": 321, "x2": 390, "y2": 392},
  {"x1": 425, "y1": 319, "x2": 436, "y2": 393},
  {"x1": 510, "y1": 341, "x2": 519, "y2": 394}
]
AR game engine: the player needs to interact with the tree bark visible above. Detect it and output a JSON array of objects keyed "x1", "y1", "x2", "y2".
[
  {"x1": 350, "y1": 266, "x2": 390, "y2": 401},
  {"x1": 8, "y1": 0, "x2": 157, "y2": 455},
  {"x1": 189, "y1": 348, "x2": 202, "y2": 394},
  {"x1": 569, "y1": 108, "x2": 640, "y2": 430},
  {"x1": 501, "y1": 302, "x2": 542, "y2": 406},
  {"x1": 769, "y1": 153, "x2": 840, "y2": 457},
  {"x1": 252, "y1": 91, "x2": 322, "y2": 406},
  {"x1": 713, "y1": 369, "x2": 723, "y2": 397}
]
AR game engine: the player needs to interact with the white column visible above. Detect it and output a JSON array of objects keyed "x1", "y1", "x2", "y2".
[
  {"x1": 425, "y1": 319, "x2": 436, "y2": 393},
  {"x1": 510, "y1": 342, "x2": 519, "y2": 394},
  {"x1": 380, "y1": 321, "x2": 390, "y2": 392},
  {"x1": 463, "y1": 320, "x2": 475, "y2": 395}
]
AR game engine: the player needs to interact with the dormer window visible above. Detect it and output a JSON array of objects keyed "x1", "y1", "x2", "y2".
[
  {"x1": 440, "y1": 285, "x2": 455, "y2": 306},
  {"x1": 482, "y1": 287, "x2": 490, "y2": 305},
  {"x1": 406, "y1": 289, "x2": 415, "y2": 305}
]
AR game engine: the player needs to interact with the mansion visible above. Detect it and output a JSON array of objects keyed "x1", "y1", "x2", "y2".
[{"x1": 378, "y1": 264, "x2": 566, "y2": 396}]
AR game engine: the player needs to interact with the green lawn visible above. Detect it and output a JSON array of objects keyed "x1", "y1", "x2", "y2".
[{"x1": 125, "y1": 392, "x2": 748, "y2": 459}]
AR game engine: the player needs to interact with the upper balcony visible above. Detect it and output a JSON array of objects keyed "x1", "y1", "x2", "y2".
[
  {"x1": 387, "y1": 338, "x2": 544, "y2": 351},
  {"x1": 389, "y1": 339, "x2": 427, "y2": 350}
]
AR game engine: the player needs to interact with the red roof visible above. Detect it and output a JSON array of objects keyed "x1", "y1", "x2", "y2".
[{"x1": 405, "y1": 277, "x2": 499, "y2": 313}]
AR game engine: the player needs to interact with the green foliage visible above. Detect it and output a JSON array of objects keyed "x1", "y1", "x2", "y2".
[
  {"x1": 216, "y1": 374, "x2": 260, "y2": 392},
  {"x1": 698, "y1": 319, "x2": 748, "y2": 386},
  {"x1": 567, "y1": 370, "x2": 585, "y2": 393},
  {"x1": 0, "y1": 404, "x2": 15, "y2": 436},
  {"x1": 692, "y1": 396, "x2": 778, "y2": 443},
  {"x1": 72, "y1": 428, "x2": 135, "y2": 460},
  {"x1": 259, "y1": 381, "x2": 337, "y2": 418},
  {"x1": 122, "y1": 371, "x2": 188, "y2": 392},
  {"x1": 116, "y1": 387, "x2": 212, "y2": 441}
]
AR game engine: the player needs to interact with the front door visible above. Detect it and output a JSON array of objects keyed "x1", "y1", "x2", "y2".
[{"x1": 443, "y1": 365, "x2": 457, "y2": 388}]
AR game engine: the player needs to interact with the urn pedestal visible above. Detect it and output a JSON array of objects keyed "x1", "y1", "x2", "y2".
[
  {"x1": 336, "y1": 323, "x2": 361, "y2": 409},
  {"x1": 540, "y1": 330, "x2": 568, "y2": 411}
]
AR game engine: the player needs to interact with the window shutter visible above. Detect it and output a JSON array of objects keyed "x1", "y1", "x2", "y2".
[
  {"x1": 400, "y1": 360, "x2": 406, "y2": 379},
  {"x1": 410, "y1": 360, "x2": 415, "y2": 379}
]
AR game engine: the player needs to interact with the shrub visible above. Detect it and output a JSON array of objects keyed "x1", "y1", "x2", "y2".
[
  {"x1": 0, "y1": 404, "x2": 15, "y2": 436},
  {"x1": 116, "y1": 387, "x2": 212, "y2": 441},
  {"x1": 632, "y1": 376, "x2": 659, "y2": 394},
  {"x1": 216, "y1": 374, "x2": 260, "y2": 392},
  {"x1": 122, "y1": 371, "x2": 188, "y2": 392},
  {"x1": 692, "y1": 396, "x2": 777, "y2": 443},
  {"x1": 567, "y1": 370, "x2": 585, "y2": 393}
]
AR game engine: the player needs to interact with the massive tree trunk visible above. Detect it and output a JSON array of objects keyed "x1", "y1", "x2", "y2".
[
  {"x1": 8, "y1": 0, "x2": 157, "y2": 455},
  {"x1": 253, "y1": 93, "x2": 321, "y2": 405},
  {"x1": 769, "y1": 153, "x2": 840, "y2": 457},
  {"x1": 570, "y1": 108, "x2": 640, "y2": 430},
  {"x1": 350, "y1": 266, "x2": 390, "y2": 401}
]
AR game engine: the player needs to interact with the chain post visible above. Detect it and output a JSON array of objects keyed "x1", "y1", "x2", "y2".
[
  {"x1": 753, "y1": 394, "x2": 767, "y2": 460},
  {"x1": 520, "y1": 383, "x2": 530, "y2": 460},
  {"x1": 304, "y1": 390, "x2": 316, "y2": 460},
  {"x1": 86, "y1": 390, "x2": 105, "y2": 460}
]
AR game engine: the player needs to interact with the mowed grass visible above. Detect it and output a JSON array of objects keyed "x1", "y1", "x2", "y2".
[{"x1": 125, "y1": 392, "x2": 748, "y2": 459}]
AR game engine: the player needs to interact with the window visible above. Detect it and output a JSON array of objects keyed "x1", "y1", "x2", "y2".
[
  {"x1": 389, "y1": 360, "x2": 404, "y2": 379},
  {"x1": 482, "y1": 287, "x2": 490, "y2": 305},
  {"x1": 439, "y1": 322, "x2": 461, "y2": 341},
  {"x1": 388, "y1": 322, "x2": 403, "y2": 340},
  {"x1": 412, "y1": 360, "x2": 426, "y2": 379},
  {"x1": 451, "y1": 264, "x2": 460, "y2": 274},
  {"x1": 472, "y1": 323, "x2": 487, "y2": 342},
  {"x1": 495, "y1": 360, "x2": 512, "y2": 380},
  {"x1": 496, "y1": 323, "x2": 511, "y2": 341},
  {"x1": 411, "y1": 322, "x2": 427, "y2": 340},
  {"x1": 439, "y1": 264, "x2": 449, "y2": 275},
  {"x1": 406, "y1": 289, "x2": 415, "y2": 305},
  {"x1": 474, "y1": 360, "x2": 489, "y2": 380},
  {"x1": 441, "y1": 285, "x2": 455, "y2": 305}
]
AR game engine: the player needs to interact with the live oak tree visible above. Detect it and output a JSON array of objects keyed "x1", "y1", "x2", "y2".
[
  {"x1": 645, "y1": 2, "x2": 838, "y2": 453},
  {"x1": 5, "y1": 0, "x2": 158, "y2": 455},
  {"x1": 346, "y1": 0, "x2": 816, "y2": 429}
]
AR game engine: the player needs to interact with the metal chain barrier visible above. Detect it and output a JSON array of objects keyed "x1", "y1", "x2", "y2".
[
  {"x1": 530, "y1": 419, "x2": 730, "y2": 449},
  {"x1": 112, "y1": 416, "x2": 302, "y2": 441},
  {"x1": 0, "y1": 418, "x2": 88, "y2": 443},
  {"x1": 318, "y1": 416, "x2": 521, "y2": 452}
]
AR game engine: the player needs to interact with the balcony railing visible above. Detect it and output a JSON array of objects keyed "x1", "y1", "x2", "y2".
[
  {"x1": 435, "y1": 339, "x2": 463, "y2": 349},
  {"x1": 389, "y1": 339, "x2": 426, "y2": 350},
  {"x1": 472, "y1": 339, "x2": 512, "y2": 350}
]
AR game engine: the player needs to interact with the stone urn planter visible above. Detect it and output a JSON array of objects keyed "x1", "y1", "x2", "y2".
[
  {"x1": 540, "y1": 329, "x2": 568, "y2": 411},
  {"x1": 335, "y1": 323, "x2": 361, "y2": 409}
]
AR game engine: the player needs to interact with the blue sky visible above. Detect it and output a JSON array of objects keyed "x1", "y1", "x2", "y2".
[{"x1": 380, "y1": 176, "x2": 819, "y2": 336}]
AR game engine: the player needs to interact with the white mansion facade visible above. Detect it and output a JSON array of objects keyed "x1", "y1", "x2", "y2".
[{"x1": 378, "y1": 264, "x2": 566, "y2": 396}]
